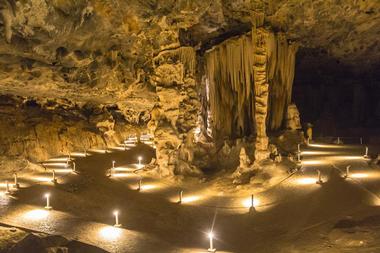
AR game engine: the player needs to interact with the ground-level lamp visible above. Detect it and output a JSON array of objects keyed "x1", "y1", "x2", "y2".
[
  {"x1": 5, "y1": 181, "x2": 11, "y2": 195},
  {"x1": 72, "y1": 162, "x2": 76, "y2": 173},
  {"x1": 13, "y1": 173, "x2": 20, "y2": 189},
  {"x1": 137, "y1": 178, "x2": 142, "y2": 191},
  {"x1": 297, "y1": 144, "x2": 301, "y2": 153},
  {"x1": 113, "y1": 210, "x2": 121, "y2": 227},
  {"x1": 337, "y1": 137, "x2": 341, "y2": 144},
  {"x1": 345, "y1": 165, "x2": 351, "y2": 178},
  {"x1": 138, "y1": 156, "x2": 143, "y2": 167},
  {"x1": 207, "y1": 231, "x2": 216, "y2": 252},
  {"x1": 297, "y1": 152, "x2": 301, "y2": 163},
  {"x1": 178, "y1": 190, "x2": 183, "y2": 204},
  {"x1": 249, "y1": 194, "x2": 257, "y2": 213},
  {"x1": 316, "y1": 169, "x2": 323, "y2": 184},
  {"x1": 44, "y1": 193, "x2": 52, "y2": 210},
  {"x1": 364, "y1": 146, "x2": 369, "y2": 158},
  {"x1": 51, "y1": 170, "x2": 57, "y2": 184}
]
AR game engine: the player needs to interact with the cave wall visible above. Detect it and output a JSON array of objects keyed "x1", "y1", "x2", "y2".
[
  {"x1": 0, "y1": 94, "x2": 150, "y2": 163},
  {"x1": 293, "y1": 48, "x2": 380, "y2": 139}
]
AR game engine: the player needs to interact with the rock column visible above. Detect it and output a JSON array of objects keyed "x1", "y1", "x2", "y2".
[
  {"x1": 253, "y1": 28, "x2": 270, "y2": 161},
  {"x1": 150, "y1": 45, "x2": 201, "y2": 177}
]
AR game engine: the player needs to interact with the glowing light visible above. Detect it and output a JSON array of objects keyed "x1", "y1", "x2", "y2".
[
  {"x1": 53, "y1": 168, "x2": 73, "y2": 173},
  {"x1": 70, "y1": 152, "x2": 88, "y2": 157},
  {"x1": 45, "y1": 193, "x2": 52, "y2": 210},
  {"x1": 88, "y1": 149, "x2": 107, "y2": 154},
  {"x1": 350, "y1": 173, "x2": 369, "y2": 179},
  {"x1": 23, "y1": 209, "x2": 49, "y2": 220},
  {"x1": 302, "y1": 160, "x2": 325, "y2": 165},
  {"x1": 181, "y1": 196, "x2": 201, "y2": 204},
  {"x1": 207, "y1": 231, "x2": 216, "y2": 252},
  {"x1": 47, "y1": 157, "x2": 70, "y2": 162},
  {"x1": 301, "y1": 151, "x2": 336, "y2": 155},
  {"x1": 242, "y1": 197, "x2": 260, "y2": 208},
  {"x1": 113, "y1": 210, "x2": 121, "y2": 227},
  {"x1": 42, "y1": 162, "x2": 69, "y2": 167},
  {"x1": 295, "y1": 178, "x2": 318, "y2": 185},
  {"x1": 113, "y1": 167, "x2": 135, "y2": 172},
  {"x1": 99, "y1": 226, "x2": 122, "y2": 241},
  {"x1": 139, "y1": 184, "x2": 156, "y2": 191},
  {"x1": 111, "y1": 173, "x2": 133, "y2": 178},
  {"x1": 307, "y1": 143, "x2": 342, "y2": 148},
  {"x1": 138, "y1": 156, "x2": 143, "y2": 168},
  {"x1": 31, "y1": 176, "x2": 53, "y2": 183}
]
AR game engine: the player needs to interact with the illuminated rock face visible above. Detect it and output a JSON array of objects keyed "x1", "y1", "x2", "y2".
[
  {"x1": 151, "y1": 45, "x2": 201, "y2": 176},
  {"x1": 0, "y1": 94, "x2": 149, "y2": 162},
  {"x1": 205, "y1": 26, "x2": 298, "y2": 162},
  {"x1": 0, "y1": 0, "x2": 378, "y2": 175}
]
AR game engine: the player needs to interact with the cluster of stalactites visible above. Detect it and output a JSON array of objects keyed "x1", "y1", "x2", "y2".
[
  {"x1": 205, "y1": 29, "x2": 298, "y2": 139},
  {"x1": 206, "y1": 34, "x2": 256, "y2": 139},
  {"x1": 267, "y1": 33, "x2": 298, "y2": 130}
]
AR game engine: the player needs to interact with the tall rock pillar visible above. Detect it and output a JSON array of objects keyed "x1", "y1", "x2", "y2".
[
  {"x1": 150, "y1": 45, "x2": 201, "y2": 177},
  {"x1": 253, "y1": 28, "x2": 271, "y2": 161}
]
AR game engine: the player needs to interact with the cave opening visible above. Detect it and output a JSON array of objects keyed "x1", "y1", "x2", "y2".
[{"x1": 292, "y1": 48, "x2": 380, "y2": 141}]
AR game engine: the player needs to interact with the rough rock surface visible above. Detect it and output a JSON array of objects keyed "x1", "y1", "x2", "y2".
[
  {"x1": 0, "y1": 225, "x2": 107, "y2": 253},
  {"x1": 0, "y1": 0, "x2": 378, "y2": 175}
]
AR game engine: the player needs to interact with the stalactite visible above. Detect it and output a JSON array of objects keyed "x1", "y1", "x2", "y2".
[
  {"x1": 205, "y1": 34, "x2": 255, "y2": 139},
  {"x1": 205, "y1": 29, "x2": 298, "y2": 142}
]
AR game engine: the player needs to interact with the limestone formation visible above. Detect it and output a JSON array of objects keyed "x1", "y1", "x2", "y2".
[
  {"x1": 232, "y1": 147, "x2": 252, "y2": 182},
  {"x1": 0, "y1": 0, "x2": 378, "y2": 180},
  {"x1": 205, "y1": 26, "x2": 298, "y2": 163},
  {"x1": 286, "y1": 104, "x2": 302, "y2": 130},
  {"x1": 150, "y1": 45, "x2": 201, "y2": 177}
]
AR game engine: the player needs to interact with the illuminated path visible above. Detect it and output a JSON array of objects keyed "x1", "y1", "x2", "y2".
[{"x1": 0, "y1": 141, "x2": 380, "y2": 252}]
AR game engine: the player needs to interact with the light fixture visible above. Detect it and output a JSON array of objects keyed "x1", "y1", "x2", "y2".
[
  {"x1": 51, "y1": 170, "x2": 57, "y2": 184},
  {"x1": 112, "y1": 161, "x2": 116, "y2": 169},
  {"x1": 178, "y1": 190, "x2": 183, "y2": 204},
  {"x1": 137, "y1": 178, "x2": 142, "y2": 191},
  {"x1": 364, "y1": 146, "x2": 369, "y2": 158},
  {"x1": 297, "y1": 144, "x2": 301, "y2": 153},
  {"x1": 72, "y1": 162, "x2": 76, "y2": 173},
  {"x1": 5, "y1": 181, "x2": 10, "y2": 195},
  {"x1": 138, "y1": 156, "x2": 142, "y2": 167},
  {"x1": 13, "y1": 173, "x2": 20, "y2": 189},
  {"x1": 44, "y1": 193, "x2": 52, "y2": 210},
  {"x1": 249, "y1": 194, "x2": 256, "y2": 213},
  {"x1": 113, "y1": 210, "x2": 121, "y2": 227},
  {"x1": 345, "y1": 165, "x2": 351, "y2": 178},
  {"x1": 207, "y1": 231, "x2": 216, "y2": 252},
  {"x1": 316, "y1": 169, "x2": 323, "y2": 184}
]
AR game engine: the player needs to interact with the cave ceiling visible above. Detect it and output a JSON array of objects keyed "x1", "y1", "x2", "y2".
[{"x1": 0, "y1": 0, "x2": 378, "y2": 101}]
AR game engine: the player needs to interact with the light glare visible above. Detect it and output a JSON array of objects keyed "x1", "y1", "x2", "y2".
[
  {"x1": 23, "y1": 209, "x2": 49, "y2": 220},
  {"x1": 99, "y1": 226, "x2": 122, "y2": 241}
]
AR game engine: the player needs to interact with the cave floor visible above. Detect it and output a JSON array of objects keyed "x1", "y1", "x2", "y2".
[{"x1": 1, "y1": 142, "x2": 380, "y2": 252}]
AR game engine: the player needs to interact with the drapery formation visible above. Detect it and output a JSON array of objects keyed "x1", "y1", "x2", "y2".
[{"x1": 205, "y1": 28, "x2": 298, "y2": 140}]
